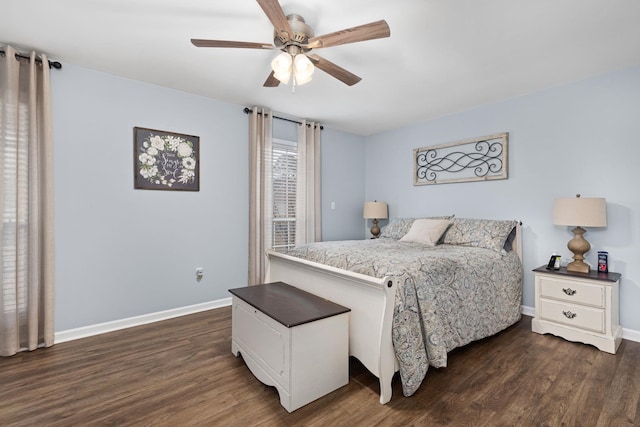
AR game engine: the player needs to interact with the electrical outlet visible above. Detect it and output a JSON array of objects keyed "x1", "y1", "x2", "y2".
[{"x1": 195, "y1": 267, "x2": 204, "y2": 282}]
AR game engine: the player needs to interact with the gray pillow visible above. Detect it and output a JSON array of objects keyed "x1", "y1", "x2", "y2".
[{"x1": 441, "y1": 218, "x2": 518, "y2": 252}]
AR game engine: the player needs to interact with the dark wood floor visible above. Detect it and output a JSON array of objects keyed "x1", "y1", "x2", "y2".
[{"x1": 1, "y1": 307, "x2": 639, "y2": 426}]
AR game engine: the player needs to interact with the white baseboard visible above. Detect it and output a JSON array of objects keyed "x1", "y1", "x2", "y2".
[
  {"x1": 521, "y1": 304, "x2": 535, "y2": 317},
  {"x1": 622, "y1": 327, "x2": 640, "y2": 343},
  {"x1": 55, "y1": 299, "x2": 640, "y2": 345},
  {"x1": 55, "y1": 297, "x2": 232, "y2": 344},
  {"x1": 521, "y1": 304, "x2": 640, "y2": 343}
]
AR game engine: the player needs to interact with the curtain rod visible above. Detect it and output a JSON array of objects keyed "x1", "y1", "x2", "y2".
[
  {"x1": 243, "y1": 107, "x2": 323, "y2": 130},
  {"x1": 0, "y1": 50, "x2": 62, "y2": 69}
]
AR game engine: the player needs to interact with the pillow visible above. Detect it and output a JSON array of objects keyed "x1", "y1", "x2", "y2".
[
  {"x1": 399, "y1": 219, "x2": 452, "y2": 246},
  {"x1": 441, "y1": 218, "x2": 518, "y2": 252},
  {"x1": 379, "y1": 215, "x2": 454, "y2": 239},
  {"x1": 502, "y1": 225, "x2": 517, "y2": 252},
  {"x1": 379, "y1": 218, "x2": 416, "y2": 239}
]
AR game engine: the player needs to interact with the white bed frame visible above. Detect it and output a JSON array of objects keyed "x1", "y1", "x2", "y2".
[{"x1": 264, "y1": 223, "x2": 522, "y2": 404}]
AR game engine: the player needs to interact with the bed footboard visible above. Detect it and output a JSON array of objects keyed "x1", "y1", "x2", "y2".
[{"x1": 265, "y1": 250, "x2": 400, "y2": 404}]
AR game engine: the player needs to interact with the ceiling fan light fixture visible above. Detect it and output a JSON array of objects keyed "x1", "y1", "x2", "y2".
[
  {"x1": 274, "y1": 69, "x2": 291, "y2": 84},
  {"x1": 191, "y1": 1, "x2": 391, "y2": 88},
  {"x1": 294, "y1": 72, "x2": 312, "y2": 86},
  {"x1": 293, "y1": 53, "x2": 314, "y2": 85},
  {"x1": 271, "y1": 51, "x2": 293, "y2": 83}
]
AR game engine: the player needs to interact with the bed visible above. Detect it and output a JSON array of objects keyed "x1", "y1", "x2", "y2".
[{"x1": 264, "y1": 217, "x2": 523, "y2": 404}]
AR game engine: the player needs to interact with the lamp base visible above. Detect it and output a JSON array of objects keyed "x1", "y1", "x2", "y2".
[
  {"x1": 566, "y1": 226, "x2": 591, "y2": 273},
  {"x1": 566, "y1": 260, "x2": 590, "y2": 274},
  {"x1": 370, "y1": 219, "x2": 381, "y2": 239}
]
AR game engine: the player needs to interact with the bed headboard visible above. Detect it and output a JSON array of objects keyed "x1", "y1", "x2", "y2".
[{"x1": 512, "y1": 221, "x2": 523, "y2": 262}]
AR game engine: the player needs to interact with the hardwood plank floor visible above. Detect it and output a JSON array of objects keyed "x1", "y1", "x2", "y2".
[{"x1": 1, "y1": 308, "x2": 639, "y2": 426}]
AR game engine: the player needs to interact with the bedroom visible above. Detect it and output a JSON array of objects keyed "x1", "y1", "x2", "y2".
[{"x1": 1, "y1": 0, "x2": 640, "y2": 424}]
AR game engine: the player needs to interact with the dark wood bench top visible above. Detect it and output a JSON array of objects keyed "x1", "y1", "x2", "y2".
[{"x1": 229, "y1": 282, "x2": 350, "y2": 328}]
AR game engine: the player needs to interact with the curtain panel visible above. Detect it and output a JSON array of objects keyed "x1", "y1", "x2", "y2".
[
  {"x1": 296, "y1": 120, "x2": 322, "y2": 244},
  {"x1": 0, "y1": 45, "x2": 55, "y2": 356},
  {"x1": 247, "y1": 107, "x2": 273, "y2": 286},
  {"x1": 247, "y1": 110, "x2": 322, "y2": 285}
]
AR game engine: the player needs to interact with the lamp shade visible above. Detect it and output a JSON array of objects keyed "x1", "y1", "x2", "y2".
[
  {"x1": 293, "y1": 54, "x2": 314, "y2": 85},
  {"x1": 363, "y1": 201, "x2": 388, "y2": 219},
  {"x1": 553, "y1": 196, "x2": 607, "y2": 227},
  {"x1": 271, "y1": 52, "x2": 292, "y2": 84}
]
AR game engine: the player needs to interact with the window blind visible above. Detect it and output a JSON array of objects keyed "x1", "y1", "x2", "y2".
[{"x1": 271, "y1": 139, "x2": 297, "y2": 252}]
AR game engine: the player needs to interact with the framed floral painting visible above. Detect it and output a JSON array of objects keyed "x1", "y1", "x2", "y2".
[{"x1": 133, "y1": 127, "x2": 200, "y2": 191}]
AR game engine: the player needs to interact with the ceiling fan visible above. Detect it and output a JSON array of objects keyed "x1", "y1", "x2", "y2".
[{"x1": 191, "y1": 0, "x2": 390, "y2": 87}]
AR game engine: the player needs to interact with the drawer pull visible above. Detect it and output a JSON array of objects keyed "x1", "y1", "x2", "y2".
[
  {"x1": 562, "y1": 288, "x2": 577, "y2": 296},
  {"x1": 562, "y1": 310, "x2": 577, "y2": 319}
]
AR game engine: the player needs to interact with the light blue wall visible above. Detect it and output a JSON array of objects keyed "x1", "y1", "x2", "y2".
[
  {"x1": 51, "y1": 62, "x2": 639, "y2": 333},
  {"x1": 272, "y1": 119, "x2": 367, "y2": 241},
  {"x1": 365, "y1": 66, "x2": 640, "y2": 331},
  {"x1": 51, "y1": 64, "x2": 365, "y2": 331},
  {"x1": 52, "y1": 64, "x2": 248, "y2": 330},
  {"x1": 321, "y1": 127, "x2": 366, "y2": 241}
]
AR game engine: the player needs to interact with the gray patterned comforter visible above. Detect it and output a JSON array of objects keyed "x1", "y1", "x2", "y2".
[{"x1": 286, "y1": 238, "x2": 522, "y2": 396}]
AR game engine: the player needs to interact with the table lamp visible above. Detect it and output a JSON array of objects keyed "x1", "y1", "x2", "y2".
[
  {"x1": 552, "y1": 194, "x2": 607, "y2": 273},
  {"x1": 363, "y1": 201, "x2": 388, "y2": 239}
]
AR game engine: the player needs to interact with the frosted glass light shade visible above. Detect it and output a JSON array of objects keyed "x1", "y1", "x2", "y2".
[
  {"x1": 271, "y1": 52, "x2": 292, "y2": 84},
  {"x1": 293, "y1": 54, "x2": 314, "y2": 85},
  {"x1": 363, "y1": 201, "x2": 388, "y2": 219}
]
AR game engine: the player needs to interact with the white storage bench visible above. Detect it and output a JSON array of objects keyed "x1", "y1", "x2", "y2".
[{"x1": 229, "y1": 281, "x2": 351, "y2": 412}]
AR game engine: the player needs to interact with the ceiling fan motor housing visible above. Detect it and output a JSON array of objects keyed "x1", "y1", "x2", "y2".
[{"x1": 274, "y1": 14, "x2": 314, "y2": 53}]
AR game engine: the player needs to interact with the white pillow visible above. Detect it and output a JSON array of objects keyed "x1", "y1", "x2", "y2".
[{"x1": 399, "y1": 219, "x2": 451, "y2": 246}]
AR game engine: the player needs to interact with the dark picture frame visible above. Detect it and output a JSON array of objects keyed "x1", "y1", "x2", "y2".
[{"x1": 133, "y1": 127, "x2": 200, "y2": 191}]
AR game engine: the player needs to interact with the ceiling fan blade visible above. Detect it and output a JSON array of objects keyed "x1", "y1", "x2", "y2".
[
  {"x1": 191, "y1": 39, "x2": 274, "y2": 49},
  {"x1": 308, "y1": 54, "x2": 362, "y2": 86},
  {"x1": 263, "y1": 70, "x2": 281, "y2": 87},
  {"x1": 256, "y1": 0, "x2": 292, "y2": 41},
  {"x1": 305, "y1": 20, "x2": 390, "y2": 49}
]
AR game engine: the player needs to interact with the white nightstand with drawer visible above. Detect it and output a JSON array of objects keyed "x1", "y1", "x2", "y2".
[{"x1": 531, "y1": 266, "x2": 622, "y2": 353}]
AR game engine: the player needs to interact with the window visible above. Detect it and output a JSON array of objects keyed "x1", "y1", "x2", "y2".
[
  {"x1": 2, "y1": 112, "x2": 24, "y2": 315},
  {"x1": 271, "y1": 138, "x2": 297, "y2": 252}
]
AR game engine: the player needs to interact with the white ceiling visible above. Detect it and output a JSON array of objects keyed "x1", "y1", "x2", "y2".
[{"x1": 3, "y1": 0, "x2": 640, "y2": 136}]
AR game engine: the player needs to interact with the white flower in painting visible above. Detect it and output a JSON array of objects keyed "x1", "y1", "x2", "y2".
[
  {"x1": 140, "y1": 165, "x2": 158, "y2": 179},
  {"x1": 177, "y1": 142, "x2": 193, "y2": 157},
  {"x1": 178, "y1": 169, "x2": 195, "y2": 184},
  {"x1": 139, "y1": 153, "x2": 155, "y2": 165},
  {"x1": 182, "y1": 157, "x2": 196, "y2": 170},
  {"x1": 139, "y1": 134, "x2": 197, "y2": 188},
  {"x1": 166, "y1": 136, "x2": 181, "y2": 151},
  {"x1": 150, "y1": 136, "x2": 165, "y2": 150}
]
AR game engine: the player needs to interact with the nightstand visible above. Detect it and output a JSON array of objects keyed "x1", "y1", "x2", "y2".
[{"x1": 531, "y1": 266, "x2": 622, "y2": 354}]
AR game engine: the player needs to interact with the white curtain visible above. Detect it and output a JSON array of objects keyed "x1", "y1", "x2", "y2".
[
  {"x1": 0, "y1": 45, "x2": 55, "y2": 356},
  {"x1": 248, "y1": 110, "x2": 322, "y2": 285},
  {"x1": 296, "y1": 120, "x2": 322, "y2": 244},
  {"x1": 248, "y1": 107, "x2": 273, "y2": 286}
]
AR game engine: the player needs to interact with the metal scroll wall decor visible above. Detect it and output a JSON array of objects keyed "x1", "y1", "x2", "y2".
[{"x1": 414, "y1": 132, "x2": 508, "y2": 185}]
